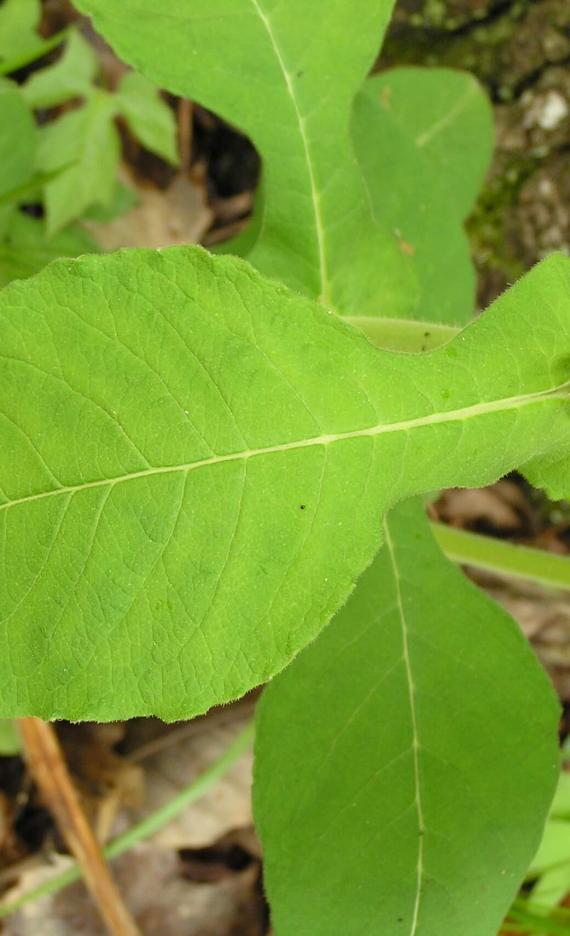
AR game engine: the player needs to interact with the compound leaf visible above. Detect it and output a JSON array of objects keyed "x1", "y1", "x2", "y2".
[
  {"x1": 37, "y1": 91, "x2": 120, "y2": 234},
  {"x1": 0, "y1": 247, "x2": 570, "y2": 721},
  {"x1": 22, "y1": 30, "x2": 98, "y2": 109},
  {"x1": 254, "y1": 499, "x2": 559, "y2": 936}
]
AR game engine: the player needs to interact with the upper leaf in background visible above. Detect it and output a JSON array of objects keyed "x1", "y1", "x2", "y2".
[
  {"x1": 353, "y1": 67, "x2": 494, "y2": 325},
  {"x1": 1, "y1": 247, "x2": 570, "y2": 721},
  {"x1": 75, "y1": 0, "x2": 419, "y2": 317},
  {"x1": 254, "y1": 499, "x2": 559, "y2": 936}
]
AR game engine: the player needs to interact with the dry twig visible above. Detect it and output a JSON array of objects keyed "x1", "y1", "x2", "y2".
[{"x1": 18, "y1": 718, "x2": 142, "y2": 936}]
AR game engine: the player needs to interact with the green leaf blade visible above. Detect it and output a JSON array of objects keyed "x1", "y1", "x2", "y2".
[
  {"x1": 116, "y1": 71, "x2": 179, "y2": 165},
  {"x1": 353, "y1": 67, "x2": 494, "y2": 324},
  {"x1": 1, "y1": 247, "x2": 570, "y2": 720},
  {"x1": 0, "y1": 80, "x2": 36, "y2": 201},
  {"x1": 0, "y1": 0, "x2": 42, "y2": 70},
  {"x1": 22, "y1": 30, "x2": 98, "y2": 109},
  {"x1": 75, "y1": 0, "x2": 419, "y2": 317},
  {"x1": 254, "y1": 499, "x2": 560, "y2": 935},
  {"x1": 37, "y1": 92, "x2": 120, "y2": 234}
]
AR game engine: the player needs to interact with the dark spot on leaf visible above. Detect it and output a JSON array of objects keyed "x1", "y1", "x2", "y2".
[
  {"x1": 297, "y1": 70, "x2": 304, "y2": 78},
  {"x1": 299, "y1": 504, "x2": 306, "y2": 510}
]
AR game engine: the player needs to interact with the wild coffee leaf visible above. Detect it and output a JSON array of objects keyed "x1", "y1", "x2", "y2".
[
  {"x1": 76, "y1": 0, "x2": 419, "y2": 316},
  {"x1": 0, "y1": 246, "x2": 569, "y2": 720},
  {"x1": 255, "y1": 499, "x2": 559, "y2": 936}
]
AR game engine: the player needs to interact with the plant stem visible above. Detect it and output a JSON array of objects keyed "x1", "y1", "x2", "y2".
[
  {"x1": 0, "y1": 721, "x2": 254, "y2": 920},
  {"x1": 19, "y1": 718, "x2": 141, "y2": 936},
  {"x1": 432, "y1": 522, "x2": 570, "y2": 592}
]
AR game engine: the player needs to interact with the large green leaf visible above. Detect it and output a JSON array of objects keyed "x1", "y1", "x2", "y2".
[
  {"x1": 353, "y1": 67, "x2": 493, "y2": 325},
  {"x1": 76, "y1": 2, "x2": 493, "y2": 329},
  {"x1": 0, "y1": 246, "x2": 570, "y2": 721},
  {"x1": 76, "y1": 0, "x2": 419, "y2": 317},
  {"x1": 254, "y1": 499, "x2": 559, "y2": 936}
]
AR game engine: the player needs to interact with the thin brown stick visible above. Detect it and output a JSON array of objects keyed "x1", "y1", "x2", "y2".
[
  {"x1": 18, "y1": 718, "x2": 141, "y2": 936},
  {"x1": 178, "y1": 98, "x2": 193, "y2": 173}
]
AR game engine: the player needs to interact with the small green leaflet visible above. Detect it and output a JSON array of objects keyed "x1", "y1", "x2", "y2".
[
  {"x1": 255, "y1": 499, "x2": 559, "y2": 936},
  {"x1": 0, "y1": 718, "x2": 20, "y2": 756},
  {"x1": 37, "y1": 91, "x2": 121, "y2": 235},
  {"x1": 0, "y1": 246, "x2": 570, "y2": 721},
  {"x1": 0, "y1": 80, "x2": 36, "y2": 203},
  {"x1": 22, "y1": 30, "x2": 98, "y2": 109},
  {"x1": 116, "y1": 71, "x2": 179, "y2": 167},
  {"x1": 0, "y1": 0, "x2": 52, "y2": 75}
]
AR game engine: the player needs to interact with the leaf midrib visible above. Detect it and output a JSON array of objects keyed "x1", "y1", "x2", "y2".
[
  {"x1": 2, "y1": 381, "x2": 568, "y2": 513},
  {"x1": 248, "y1": 0, "x2": 329, "y2": 303},
  {"x1": 383, "y1": 516, "x2": 424, "y2": 936}
]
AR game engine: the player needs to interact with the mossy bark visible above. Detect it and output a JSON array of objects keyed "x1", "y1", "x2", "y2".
[{"x1": 381, "y1": 0, "x2": 570, "y2": 306}]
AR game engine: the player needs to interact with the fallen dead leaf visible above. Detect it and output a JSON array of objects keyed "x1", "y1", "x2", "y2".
[
  {"x1": 56, "y1": 723, "x2": 144, "y2": 845},
  {"x1": 124, "y1": 708, "x2": 253, "y2": 851},
  {"x1": 434, "y1": 481, "x2": 534, "y2": 535},
  {"x1": 85, "y1": 172, "x2": 212, "y2": 252},
  {"x1": 2, "y1": 842, "x2": 266, "y2": 936}
]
